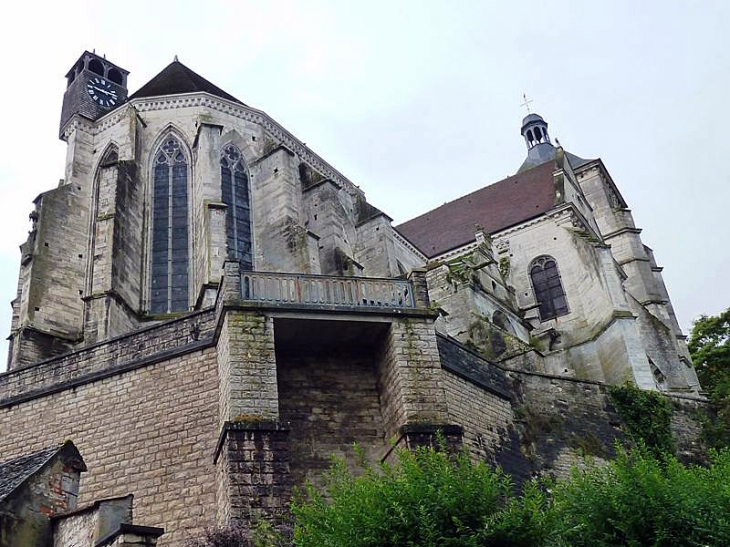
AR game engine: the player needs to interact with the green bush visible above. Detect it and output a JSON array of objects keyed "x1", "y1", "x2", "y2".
[
  {"x1": 291, "y1": 443, "x2": 730, "y2": 547},
  {"x1": 553, "y1": 446, "x2": 730, "y2": 546},
  {"x1": 292, "y1": 445, "x2": 555, "y2": 547}
]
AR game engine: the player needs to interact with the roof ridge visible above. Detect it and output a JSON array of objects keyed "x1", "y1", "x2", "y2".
[
  {"x1": 128, "y1": 60, "x2": 245, "y2": 105},
  {"x1": 398, "y1": 160, "x2": 555, "y2": 228},
  {"x1": 396, "y1": 161, "x2": 559, "y2": 258}
]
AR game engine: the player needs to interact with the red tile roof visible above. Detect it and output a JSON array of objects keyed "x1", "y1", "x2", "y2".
[{"x1": 396, "y1": 161, "x2": 558, "y2": 258}]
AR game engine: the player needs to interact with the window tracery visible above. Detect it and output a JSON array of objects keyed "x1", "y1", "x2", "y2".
[
  {"x1": 150, "y1": 136, "x2": 189, "y2": 314},
  {"x1": 220, "y1": 144, "x2": 252, "y2": 269}
]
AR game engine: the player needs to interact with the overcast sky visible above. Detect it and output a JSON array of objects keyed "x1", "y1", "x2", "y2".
[{"x1": 0, "y1": 1, "x2": 727, "y2": 370}]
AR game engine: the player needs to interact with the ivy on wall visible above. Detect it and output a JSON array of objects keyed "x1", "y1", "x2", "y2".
[{"x1": 607, "y1": 384, "x2": 675, "y2": 456}]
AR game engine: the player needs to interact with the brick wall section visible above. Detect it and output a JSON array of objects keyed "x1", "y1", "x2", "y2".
[
  {"x1": 0, "y1": 308, "x2": 216, "y2": 406},
  {"x1": 442, "y1": 371, "x2": 514, "y2": 461},
  {"x1": 215, "y1": 422, "x2": 291, "y2": 527},
  {"x1": 216, "y1": 311, "x2": 278, "y2": 425},
  {"x1": 378, "y1": 318, "x2": 449, "y2": 440},
  {"x1": 277, "y1": 348, "x2": 387, "y2": 486},
  {"x1": 0, "y1": 347, "x2": 219, "y2": 546}
]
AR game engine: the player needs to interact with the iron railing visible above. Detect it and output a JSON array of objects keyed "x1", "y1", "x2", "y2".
[{"x1": 240, "y1": 271, "x2": 415, "y2": 309}]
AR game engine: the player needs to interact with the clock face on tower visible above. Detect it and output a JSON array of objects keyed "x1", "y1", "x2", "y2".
[{"x1": 86, "y1": 77, "x2": 118, "y2": 108}]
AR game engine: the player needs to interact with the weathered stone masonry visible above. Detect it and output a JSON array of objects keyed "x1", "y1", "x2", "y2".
[{"x1": 0, "y1": 51, "x2": 710, "y2": 546}]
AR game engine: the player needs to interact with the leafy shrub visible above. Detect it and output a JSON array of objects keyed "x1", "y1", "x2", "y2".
[
  {"x1": 292, "y1": 444, "x2": 555, "y2": 547},
  {"x1": 292, "y1": 443, "x2": 730, "y2": 547},
  {"x1": 552, "y1": 446, "x2": 730, "y2": 546}
]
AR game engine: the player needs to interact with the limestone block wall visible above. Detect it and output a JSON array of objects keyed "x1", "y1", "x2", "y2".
[
  {"x1": 0, "y1": 308, "x2": 216, "y2": 406},
  {"x1": 192, "y1": 123, "x2": 224, "y2": 289},
  {"x1": 216, "y1": 311, "x2": 278, "y2": 426},
  {"x1": 437, "y1": 329, "x2": 708, "y2": 482},
  {"x1": 0, "y1": 347, "x2": 220, "y2": 546},
  {"x1": 427, "y1": 264, "x2": 533, "y2": 365},
  {"x1": 53, "y1": 495, "x2": 134, "y2": 547},
  {"x1": 277, "y1": 347, "x2": 387, "y2": 486},
  {"x1": 442, "y1": 371, "x2": 515, "y2": 462},
  {"x1": 499, "y1": 210, "x2": 621, "y2": 344},
  {"x1": 492, "y1": 207, "x2": 660, "y2": 388},
  {"x1": 378, "y1": 318, "x2": 449, "y2": 441},
  {"x1": 302, "y1": 179, "x2": 359, "y2": 276},
  {"x1": 354, "y1": 214, "x2": 399, "y2": 278},
  {"x1": 109, "y1": 160, "x2": 145, "y2": 310},
  {"x1": 9, "y1": 179, "x2": 93, "y2": 368},
  {"x1": 577, "y1": 164, "x2": 628, "y2": 236},
  {"x1": 391, "y1": 230, "x2": 427, "y2": 273}
]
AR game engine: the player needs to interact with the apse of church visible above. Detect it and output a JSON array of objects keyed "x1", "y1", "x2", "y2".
[{"x1": 0, "y1": 49, "x2": 706, "y2": 546}]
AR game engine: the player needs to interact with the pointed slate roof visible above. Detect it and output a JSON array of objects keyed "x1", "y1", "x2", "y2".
[
  {"x1": 397, "y1": 161, "x2": 558, "y2": 258},
  {"x1": 0, "y1": 442, "x2": 86, "y2": 502},
  {"x1": 129, "y1": 60, "x2": 245, "y2": 105}
]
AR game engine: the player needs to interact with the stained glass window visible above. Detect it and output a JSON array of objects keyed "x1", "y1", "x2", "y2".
[
  {"x1": 220, "y1": 144, "x2": 252, "y2": 269},
  {"x1": 530, "y1": 256, "x2": 569, "y2": 321},
  {"x1": 150, "y1": 136, "x2": 189, "y2": 314}
]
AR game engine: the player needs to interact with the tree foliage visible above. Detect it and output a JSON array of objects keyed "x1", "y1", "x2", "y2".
[
  {"x1": 689, "y1": 308, "x2": 730, "y2": 448},
  {"x1": 688, "y1": 307, "x2": 730, "y2": 392}
]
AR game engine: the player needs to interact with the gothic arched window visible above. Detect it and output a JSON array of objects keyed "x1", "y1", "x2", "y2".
[
  {"x1": 220, "y1": 144, "x2": 252, "y2": 269},
  {"x1": 150, "y1": 136, "x2": 189, "y2": 314},
  {"x1": 530, "y1": 256, "x2": 569, "y2": 321}
]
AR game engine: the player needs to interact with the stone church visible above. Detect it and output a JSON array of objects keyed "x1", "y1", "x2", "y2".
[{"x1": 0, "y1": 51, "x2": 704, "y2": 545}]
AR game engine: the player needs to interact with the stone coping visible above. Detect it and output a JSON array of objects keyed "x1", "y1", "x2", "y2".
[{"x1": 96, "y1": 524, "x2": 165, "y2": 547}]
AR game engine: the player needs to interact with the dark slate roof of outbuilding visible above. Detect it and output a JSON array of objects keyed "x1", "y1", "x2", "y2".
[
  {"x1": 129, "y1": 60, "x2": 245, "y2": 105},
  {"x1": 397, "y1": 160, "x2": 558, "y2": 258},
  {"x1": 0, "y1": 446, "x2": 60, "y2": 502},
  {"x1": 436, "y1": 333, "x2": 512, "y2": 400},
  {"x1": 0, "y1": 442, "x2": 86, "y2": 502}
]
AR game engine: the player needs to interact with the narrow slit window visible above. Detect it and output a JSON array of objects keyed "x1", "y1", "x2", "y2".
[
  {"x1": 150, "y1": 136, "x2": 189, "y2": 314},
  {"x1": 220, "y1": 144, "x2": 253, "y2": 269},
  {"x1": 530, "y1": 256, "x2": 569, "y2": 321}
]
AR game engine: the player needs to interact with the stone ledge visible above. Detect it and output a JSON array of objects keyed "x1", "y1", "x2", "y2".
[
  {"x1": 400, "y1": 423, "x2": 464, "y2": 436},
  {"x1": 221, "y1": 301, "x2": 438, "y2": 319},
  {"x1": 0, "y1": 339, "x2": 212, "y2": 409},
  {"x1": 213, "y1": 420, "x2": 292, "y2": 464}
]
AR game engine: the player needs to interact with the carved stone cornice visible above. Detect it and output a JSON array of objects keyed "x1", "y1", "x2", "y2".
[
  {"x1": 392, "y1": 229, "x2": 428, "y2": 262},
  {"x1": 62, "y1": 92, "x2": 366, "y2": 199}
]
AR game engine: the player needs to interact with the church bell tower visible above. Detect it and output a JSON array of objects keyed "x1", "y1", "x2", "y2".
[{"x1": 59, "y1": 51, "x2": 129, "y2": 138}]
